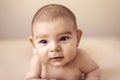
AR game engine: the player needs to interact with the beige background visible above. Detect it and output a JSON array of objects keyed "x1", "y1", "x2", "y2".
[
  {"x1": 0, "y1": 0, "x2": 120, "y2": 80},
  {"x1": 0, "y1": 0, "x2": 120, "y2": 39}
]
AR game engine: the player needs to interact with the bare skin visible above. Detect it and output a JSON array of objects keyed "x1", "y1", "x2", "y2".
[
  {"x1": 25, "y1": 49, "x2": 100, "y2": 80},
  {"x1": 24, "y1": 18, "x2": 100, "y2": 80}
]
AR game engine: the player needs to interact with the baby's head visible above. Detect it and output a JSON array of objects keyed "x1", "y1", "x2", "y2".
[
  {"x1": 30, "y1": 4, "x2": 82, "y2": 67},
  {"x1": 32, "y1": 4, "x2": 78, "y2": 36}
]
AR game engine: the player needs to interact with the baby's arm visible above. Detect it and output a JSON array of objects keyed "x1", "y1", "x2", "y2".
[
  {"x1": 84, "y1": 66, "x2": 100, "y2": 80},
  {"x1": 24, "y1": 54, "x2": 41, "y2": 80},
  {"x1": 24, "y1": 54, "x2": 56, "y2": 80},
  {"x1": 78, "y1": 49, "x2": 100, "y2": 80}
]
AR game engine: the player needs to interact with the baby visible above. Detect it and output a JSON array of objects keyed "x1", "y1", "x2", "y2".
[{"x1": 25, "y1": 4, "x2": 100, "y2": 80}]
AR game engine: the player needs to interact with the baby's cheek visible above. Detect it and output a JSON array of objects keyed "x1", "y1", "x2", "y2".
[
  {"x1": 64, "y1": 43, "x2": 77, "y2": 59},
  {"x1": 68, "y1": 42, "x2": 77, "y2": 50},
  {"x1": 37, "y1": 48, "x2": 48, "y2": 61}
]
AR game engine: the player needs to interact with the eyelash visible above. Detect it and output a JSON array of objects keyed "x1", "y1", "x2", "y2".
[
  {"x1": 38, "y1": 36, "x2": 69, "y2": 45},
  {"x1": 38, "y1": 40, "x2": 47, "y2": 44},
  {"x1": 60, "y1": 36, "x2": 69, "y2": 42}
]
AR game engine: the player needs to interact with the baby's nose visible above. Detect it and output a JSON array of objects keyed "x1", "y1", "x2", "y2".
[{"x1": 50, "y1": 41, "x2": 61, "y2": 52}]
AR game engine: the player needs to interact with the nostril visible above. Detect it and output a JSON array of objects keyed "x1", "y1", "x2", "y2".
[
  {"x1": 56, "y1": 47, "x2": 61, "y2": 52},
  {"x1": 50, "y1": 47, "x2": 61, "y2": 52}
]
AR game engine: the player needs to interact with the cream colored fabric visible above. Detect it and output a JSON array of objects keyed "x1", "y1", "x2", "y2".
[{"x1": 0, "y1": 37, "x2": 120, "y2": 80}]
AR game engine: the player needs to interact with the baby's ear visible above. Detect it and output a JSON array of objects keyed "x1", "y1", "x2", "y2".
[
  {"x1": 28, "y1": 36, "x2": 35, "y2": 47},
  {"x1": 77, "y1": 29, "x2": 82, "y2": 47}
]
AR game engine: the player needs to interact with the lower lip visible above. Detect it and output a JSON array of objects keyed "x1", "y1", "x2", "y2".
[{"x1": 51, "y1": 57, "x2": 64, "y2": 61}]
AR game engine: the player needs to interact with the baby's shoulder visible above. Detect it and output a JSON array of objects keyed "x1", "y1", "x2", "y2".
[
  {"x1": 76, "y1": 48, "x2": 90, "y2": 59},
  {"x1": 76, "y1": 48, "x2": 94, "y2": 62}
]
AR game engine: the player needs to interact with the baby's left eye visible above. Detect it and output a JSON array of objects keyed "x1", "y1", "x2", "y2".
[{"x1": 60, "y1": 36, "x2": 69, "y2": 41}]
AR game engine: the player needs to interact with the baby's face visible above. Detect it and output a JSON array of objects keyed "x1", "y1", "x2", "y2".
[{"x1": 33, "y1": 18, "x2": 79, "y2": 67}]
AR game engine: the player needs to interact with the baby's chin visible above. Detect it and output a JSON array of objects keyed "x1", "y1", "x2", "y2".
[{"x1": 49, "y1": 61, "x2": 68, "y2": 67}]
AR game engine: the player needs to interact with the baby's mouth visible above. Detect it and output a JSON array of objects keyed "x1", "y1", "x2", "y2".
[{"x1": 50, "y1": 56, "x2": 64, "y2": 61}]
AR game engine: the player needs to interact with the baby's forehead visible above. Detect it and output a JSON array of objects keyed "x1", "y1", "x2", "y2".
[
  {"x1": 32, "y1": 18, "x2": 77, "y2": 37},
  {"x1": 33, "y1": 17, "x2": 77, "y2": 30}
]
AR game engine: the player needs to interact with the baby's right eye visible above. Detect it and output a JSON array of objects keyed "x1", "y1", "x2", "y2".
[{"x1": 38, "y1": 40, "x2": 47, "y2": 44}]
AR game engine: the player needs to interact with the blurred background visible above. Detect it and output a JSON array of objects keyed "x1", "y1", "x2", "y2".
[
  {"x1": 0, "y1": 0, "x2": 120, "y2": 80},
  {"x1": 0, "y1": 0, "x2": 120, "y2": 40}
]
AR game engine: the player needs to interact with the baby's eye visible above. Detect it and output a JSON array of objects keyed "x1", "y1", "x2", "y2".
[
  {"x1": 39, "y1": 40, "x2": 47, "y2": 44},
  {"x1": 60, "y1": 36, "x2": 69, "y2": 42}
]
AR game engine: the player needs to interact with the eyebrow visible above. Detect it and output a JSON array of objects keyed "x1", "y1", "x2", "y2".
[
  {"x1": 35, "y1": 34, "x2": 47, "y2": 40},
  {"x1": 35, "y1": 31, "x2": 72, "y2": 40},
  {"x1": 58, "y1": 31, "x2": 72, "y2": 35}
]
